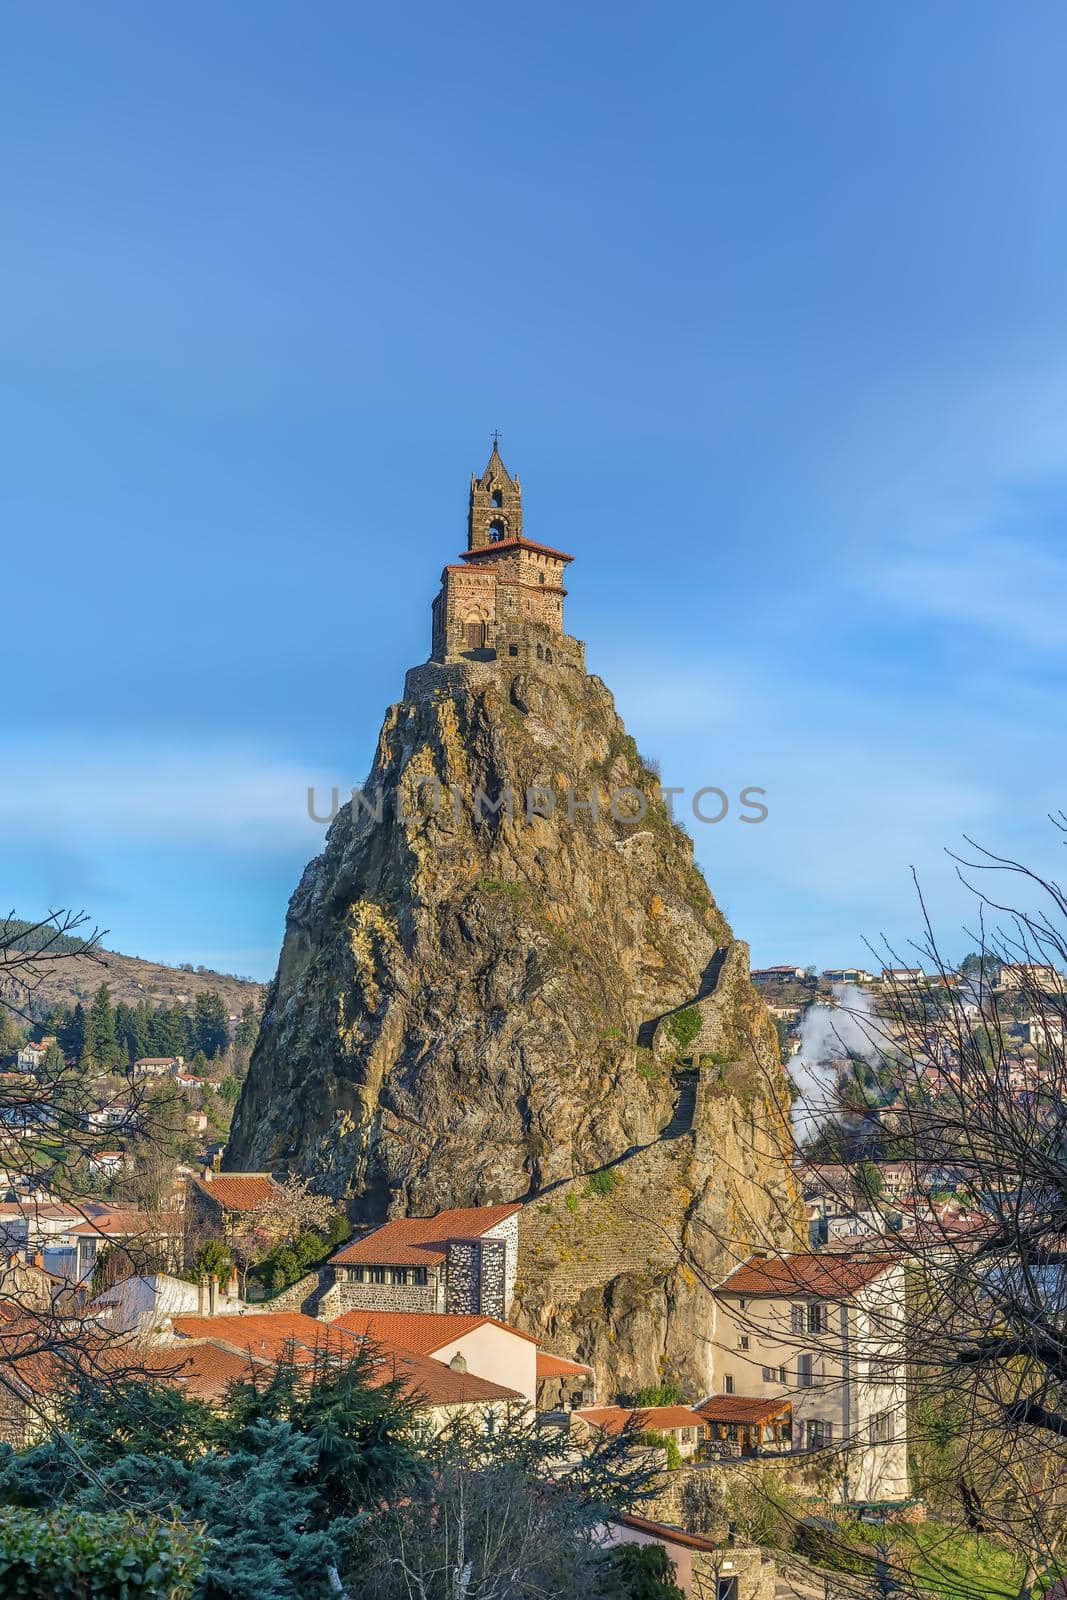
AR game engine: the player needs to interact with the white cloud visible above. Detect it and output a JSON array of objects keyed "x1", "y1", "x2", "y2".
[
  {"x1": 0, "y1": 739, "x2": 337, "y2": 854},
  {"x1": 878, "y1": 532, "x2": 1067, "y2": 650}
]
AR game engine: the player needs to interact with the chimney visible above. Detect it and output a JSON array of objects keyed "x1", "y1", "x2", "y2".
[
  {"x1": 198, "y1": 1275, "x2": 208, "y2": 1315},
  {"x1": 207, "y1": 1273, "x2": 218, "y2": 1315},
  {"x1": 225, "y1": 1269, "x2": 238, "y2": 1300},
  {"x1": 201, "y1": 1168, "x2": 212, "y2": 1182}
]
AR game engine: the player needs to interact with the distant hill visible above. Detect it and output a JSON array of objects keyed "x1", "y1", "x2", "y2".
[{"x1": 0, "y1": 921, "x2": 266, "y2": 1020}]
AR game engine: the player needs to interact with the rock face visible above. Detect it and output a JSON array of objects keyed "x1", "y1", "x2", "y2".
[{"x1": 226, "y1": 653, "x2": 801, "y2": 1394}]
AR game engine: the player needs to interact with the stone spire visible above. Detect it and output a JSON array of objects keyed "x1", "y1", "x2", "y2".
[{"x1": 468, "y1": 439, "x2": 522, "y2": 551}]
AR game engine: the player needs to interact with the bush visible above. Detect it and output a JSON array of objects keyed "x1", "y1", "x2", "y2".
[
  {"x1": 665, "y1": 1008, "x2": 702, "y2": 1055},
  {"x1": 564, "y1": 1191, "x2": 580, "y2": 1215},
  {"x1": 585, "y1": 1169, "x2": 617, "y2": 1198},
  {"x1": 0, "y1": 1507, "x2": 205, "y2": 1599}
]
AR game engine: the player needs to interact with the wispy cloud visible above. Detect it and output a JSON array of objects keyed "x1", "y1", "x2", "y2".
[
  {"x1": 0, "y1": 739, "x2": 334, "y2": 855},
  {"x1": 877, "y1": 532, "x2": 1067, "y2": 650}
]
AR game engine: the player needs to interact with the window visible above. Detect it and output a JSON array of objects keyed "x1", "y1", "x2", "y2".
[
  {"x1": 738, "y1": 1335, "x2": 749, "y2": 1351},
  {"x1": 737, "y1": 1299, "x2": 747, "y2": 1311},
  {"x1": 368, "y1": 1266, "x2": 386, "y2": 1284},
  {"x1": 491, "y1": 489, "x2": 503, "y2": 508},
  {"x1": 539, "y1": 572, "x2": 545, "y2": 584},
  {"x1": 807, "y1": 1419, "x2": 832, "y2": 1450},
  {"x1": 393, "y1": 1268, "x2": 409, "y2": 1285},
  {"x1": 347, "y1": 1267, "x2": 364, "y2": 1283},
  {"x1": 790, "y1": 1304, "x2": 803, "y2": 1334},
  {"x1": 413, "y1": 1267, "x2": 427, "y2": 1286},
  {"x1": 508, "y1": 644, "x2": 518, "y2": 657},
  {"x1": 724, "y1": 1374, "x2": 734, "y2": 1394},
  {"x1": 778, "y1": 1365, "x2": 787, "y2": 1384},
  {"x1": 762, "y1": 1366, "x2": 775, "y2": 1383},
  {"x1": 797, "y1": 1353, "x2": 814, "y2": 1387},
  {"x1": 869, "y1": 1410, "x2": 895, "y2": 1444},
  {"x1": 807, "y1": 1304, "x2": 827, "y2": 1334},
  {"x1": 489, "y1": 519, "x2": 506, "y2": 542}
]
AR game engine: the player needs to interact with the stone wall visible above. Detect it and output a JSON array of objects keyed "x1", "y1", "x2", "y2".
[{"x1": 329, "y1": 1276, "x2": 441, "y2": 1315}]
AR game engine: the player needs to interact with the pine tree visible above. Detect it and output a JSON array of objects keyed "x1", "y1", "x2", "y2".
[
  {"x1": 234, "y1": 1001, "x2": 259, "y2": 1051},
  {"x1": 81, "y1": 985, "x2": 121, "y2": 1073},
  {"x1": 191, "y1": 991, "x2": 229, "y2": 1060},
  {"x1": 59, "y1": 1002, "x2": 85, "y2": 1060}
]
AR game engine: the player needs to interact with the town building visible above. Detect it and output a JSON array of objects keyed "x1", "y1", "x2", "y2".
[
  {"x1": 429, "y1": 442, "x2": 585, "y2": 672},
  {"x1": 568, "y1": 1404, "x2": 710, "y2": 1462},
  {"x1": 750, "y1": 966, "x2": 806, "y2": 986},
  {"x1": 325, "y1": 1201, "x2": 521, "y2": 1320},
  {"x1": 711, "y1": 1251, "x2": 909, "y2": 1503},
  {"x1": 600, "y1": 1516, "x2": 775, "y2": 1600},
  {"x1": 997, "y1": 962, "x2": 1061, "y2": 992},
  {"x1": 134, "y1": 1056, "x2": 184, "y2": 1076},
  {"x1": 330, "y1": 1307, "x2": 538, "y2": 1406}
]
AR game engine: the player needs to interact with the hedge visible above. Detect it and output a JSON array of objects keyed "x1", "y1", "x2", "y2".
[{"x1": 0, "y1": 1508, "x2": 207, "y2": 1599}]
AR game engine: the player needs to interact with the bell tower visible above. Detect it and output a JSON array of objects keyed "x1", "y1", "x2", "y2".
[{"x1": 468, "y1": 436, "x2": 522, "y2": 551}]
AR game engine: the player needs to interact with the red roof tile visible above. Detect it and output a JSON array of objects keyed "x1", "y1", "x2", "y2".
[
  {"x1": 330, "y1": 1203, "x2": 521, "y2": 1268},
  {"x1": 717, "y1": 1252, "x2": 895, "y2": 1298},
  {"x1": 191, "y1": 1175, "x2": 276, "y2": 1211},
  {"x1": 168, "y1": 1314, "x2": 522, "y2": 1409},
  {"x1": 574, "y1": 1405, "x2": 707, "y2": 1435},
  {"x1": 331, "y1": 1309, "x2": 538, "y2": 1352},
  {"x1": 536, "y1": 1352, "x2": 594, "y2": 1379},
  {"x1": 697, "y1": 1394, "x2": 793, "y2": 1424}
]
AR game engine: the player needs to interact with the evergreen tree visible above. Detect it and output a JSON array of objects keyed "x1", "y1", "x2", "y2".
[
  {"x1": 148, "y1": 1004, "x2": 187, "y2": 1058},
  {"x1": 234, "y1": 1001, "x2": 259, "y2": 1051},
  {"x1": 80, "y1": 985, "x2": 120, "y2": 1073},
  {"x1": 58, "y1": 1003, "x2": 85, "y2": 1061},
  {"x1": 190, "y1": 991, "x2": 229, "y2": 1060},
  {"x1": 113, "y1": 1002, "x2": 137, "y2": 1068}
]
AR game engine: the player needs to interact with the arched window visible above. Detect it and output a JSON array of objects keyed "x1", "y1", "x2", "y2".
[
  {"x1": 539, "y1": 572, "x2": 545, "y2": 584},
  {"x1": 545, "y1": 648, "x2": 553, "y2": 664},
  {"x1": 490, "y1": 489, "x2": 504, "y2": 508},
  {"x1": 489, "y1": 520, "x2": 506, "y2": 543},
  {"x1": 536, "y1": 644, "x2": 543, "y2": 661}
]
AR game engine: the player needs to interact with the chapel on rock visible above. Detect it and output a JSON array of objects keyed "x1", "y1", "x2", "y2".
[{"x1": 430, "y1": 442, "x2": 585, "y2": 671}]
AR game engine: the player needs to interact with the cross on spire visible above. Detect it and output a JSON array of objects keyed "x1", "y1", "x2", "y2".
[{"x1": 490, "y1": 429, "x2": 501, "y2": 450}]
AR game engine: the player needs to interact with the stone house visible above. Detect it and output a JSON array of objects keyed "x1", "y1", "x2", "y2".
[
  {"x1": 711, "y1": 1251, "x2": 909, "y2": 1503},
  {"x1": 326, "y1": 1201, "x2": 521, "y2": 1319}
]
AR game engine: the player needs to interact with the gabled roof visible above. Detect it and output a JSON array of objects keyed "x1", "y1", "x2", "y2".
[
  {"x1": 168, "y1": 1312, "x2": 522, "y2": 1408},
  {"x1": 331, "y1": 1309, "x2": 538, "y2": 1352},
  {"x1": 329, "y1": 1203, "x2": 521, "y2": 1268},
  {"x1": 191, "y1": 1174, "x2": 276, "y2": 1211},
  {"x1": 716, "y1": 1251, "x2": 895, "y2": 1299}
]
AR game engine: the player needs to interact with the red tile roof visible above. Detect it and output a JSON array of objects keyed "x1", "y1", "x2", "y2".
[
  {"x1": 717, "y1": 1252, "x2": 895, "y2": 1298},
  {"x1": 697, "y1": 1394, "x2": 793, "y2": 1424},
  {"x1": 331, "y1": 1309, "x2": 538, "y2": 1352},
  {"x1": 330, "y1": 1203, "x2": 521, "y2": 1268},
  {"x1": 164, "y1": 1340, "x2": 266, "y2": 1402},
  {"x1": 536, "y1": 1352, "x2": 594, "y2": 1379},
  {"x1": 574, "y1": 1405, "x2": 707, "y2": 1435},
  {"x1": 462, "y1": 536, "x2": 573, "y2": 564},
  {"x1": 168, "y1": 1313, "x2": 521, "y2": 1409},
  {"x1": 191, "y1": 1175, "x2": 276, "y2": 1211}
]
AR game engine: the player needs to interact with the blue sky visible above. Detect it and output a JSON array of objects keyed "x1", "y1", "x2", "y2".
[{"x1": 4, "y1": 1, "x2": 1067, "y2": 978}]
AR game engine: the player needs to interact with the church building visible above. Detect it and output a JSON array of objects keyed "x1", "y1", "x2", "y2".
[{"x1": 430, "y1": 442, "x2": 584, "y2": 672}]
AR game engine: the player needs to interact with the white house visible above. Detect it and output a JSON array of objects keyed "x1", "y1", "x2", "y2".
[{"x1": 711, "y1": 1251, "x2": 909, "y2": 1504}]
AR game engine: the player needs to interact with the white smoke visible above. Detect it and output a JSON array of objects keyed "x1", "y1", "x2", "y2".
[{"x1": 790, "y1": 983, "x2": 889, "y2": 1141}]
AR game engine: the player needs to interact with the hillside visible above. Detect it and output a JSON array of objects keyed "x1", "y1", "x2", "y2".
[{"x1": 0, "y1": 924, "x2": 265, "y2": 1020}]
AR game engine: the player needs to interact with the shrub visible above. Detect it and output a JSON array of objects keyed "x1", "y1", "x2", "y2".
[
  {"x1": 665, "y1": 1007, "x2": 702, "y2": 1054},
  {"x1": 564, "y1": 1191, "x2": 580, "y2": 1215},
  {"x1": 0, "y1": 1507, "x2": 205, "y2": 1599},
  {"x1": 585, "y1": 1169, "x2": 617, "y2": 1198}
]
